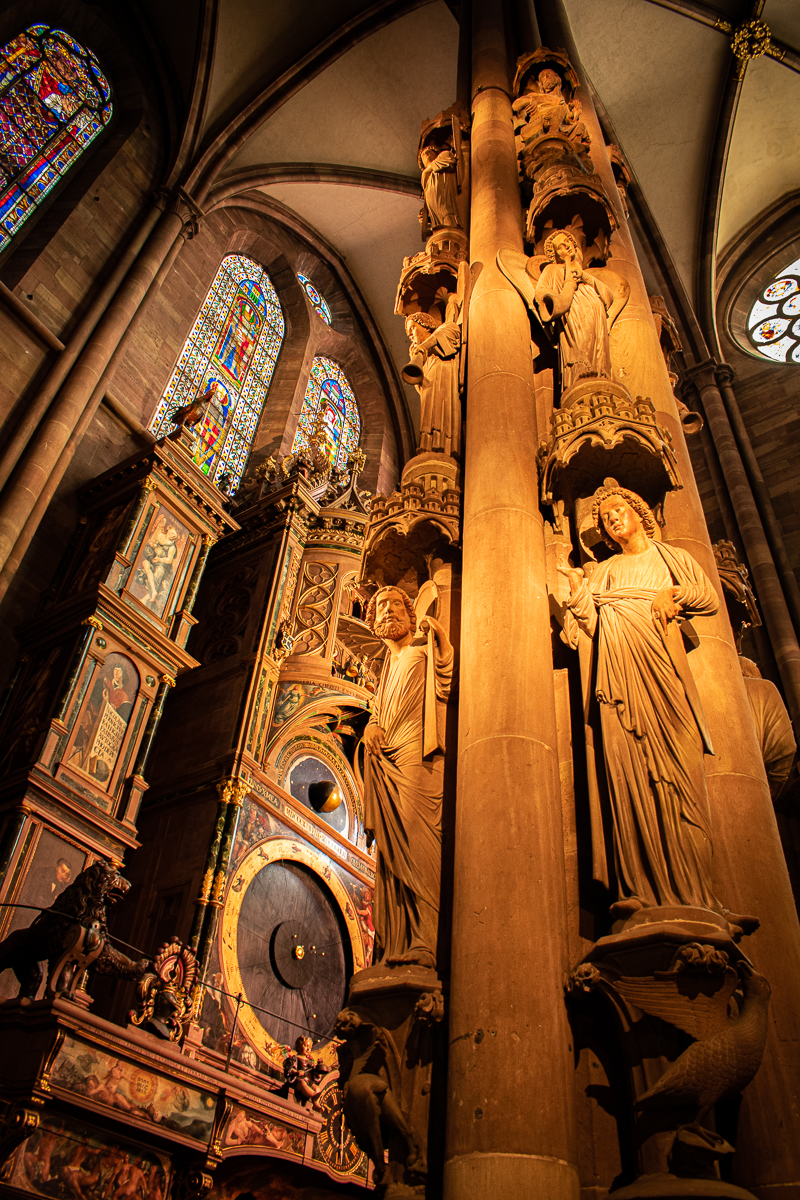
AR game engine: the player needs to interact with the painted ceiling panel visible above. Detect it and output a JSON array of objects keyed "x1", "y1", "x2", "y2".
[
  {"x1": 257, "y1": 181, "x2": 422, "y2": 401},
  {"x1": 202, "y1": 0, "x2": 376, "y2": 137},
  {"x1": 763, "y1": 0, "x2": 800, "y2": 48},
  {"x1": 719, "y1": 56, "x2": 800, "y2": 254},
  {"x1": 563, "y1": 0, "x2": 730, "y2": 298},
  {"x1": 228, "y1": 3, "x2": 458, "y2": 178}
]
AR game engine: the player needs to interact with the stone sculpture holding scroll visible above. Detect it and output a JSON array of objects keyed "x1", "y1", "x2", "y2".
[
  {"x1": 559, "y1": 485, "x2": 757, "y2": 933},
  {"x1": 360, "y1": 586, "x2": 453, "y2": 969}
]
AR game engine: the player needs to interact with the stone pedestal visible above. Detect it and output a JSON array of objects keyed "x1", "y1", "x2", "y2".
[
  {"x1": 337, "y1": 964, "x2": 444, "y2": 1198},
  {"x1": 570, "y1": 911, "x2": 765, "y2": 1200}
]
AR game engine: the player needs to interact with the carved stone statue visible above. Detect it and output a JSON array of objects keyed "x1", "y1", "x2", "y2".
[
  {"x1": 360, "y1": 586, "x2": 453, "y2": 969},
  {"x1": 559, "y1": 486, "x2": 757, "y2": 931},
  {"x1": 513, "y1": 65, "x2": 591, "y2": 177},
  {"x1": 740, "y1": 656, "x2": 796, "y2": 799},
  {"x1": 535, "y1": 229, "x2": 614, "y2": 393},
  {"x1": 417, "y1": 106, "x2": 469, "y2": 235},
  {"x1": 402, "y1": 304, "x2": 462, "y2": 459},
  {"x1": 420, "y1": 144, "x2": 461, "y2": 230},
  {"x1": 283, "y1": 1035, "x2": 328, "y2": 1107},
  {"x1": 334, "y1": 1008, "x2": 423, "y2": 1187}
]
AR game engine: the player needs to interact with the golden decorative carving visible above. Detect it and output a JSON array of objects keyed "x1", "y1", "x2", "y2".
[
  {"x1": 732, "y1": 19, "x2": 771, "y2": 63},
  {"x1": 129, "y1": 938, "x2": 199, "y2": 1041},
  {"x1": 82, "y1": 615, "x2": 104, "y2": 631},
  {"x1": 161, "y1": 673, "x2": 177, "y2": 688}
]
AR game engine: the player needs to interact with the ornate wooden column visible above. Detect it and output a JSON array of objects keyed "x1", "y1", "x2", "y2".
[{"x1": 443, "y1": 1, "x2": 579, "y2": 1197}]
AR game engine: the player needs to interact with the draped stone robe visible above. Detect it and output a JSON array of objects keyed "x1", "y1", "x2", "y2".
[
  {"x1": 563, "y1": 540, "x2": 721, "y2": 911},
  {"x1": 363, "y1": 630, "x2": 454, "y2": 967},
  {"x1": 535, "y1": 262, "x2": 613, "y2": 394},
  {"x1": 416, "y1": 320, "x2": 461, "y2": 459}
]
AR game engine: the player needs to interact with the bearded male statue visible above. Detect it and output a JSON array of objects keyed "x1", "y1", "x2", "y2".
[
  {"x1": 361, "y1": 586, "x2": 454, "y2": 969},
  {"x1": 559, "y1": 486, "x2": 757, "y2": 935}
]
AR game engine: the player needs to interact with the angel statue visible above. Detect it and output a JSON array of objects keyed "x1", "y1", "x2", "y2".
[
  {"x1": 498, "y1": 228, "x2": 629, "y2": 403},
  {"x1": 557, "y1": 484, "x2": 758, "y2": 937}
]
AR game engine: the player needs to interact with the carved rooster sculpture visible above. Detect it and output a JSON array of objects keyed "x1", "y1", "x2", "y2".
[
  {"x1": 172, "y1": 386, "x2": 215, "y2": 429},
  {"x1": 612, "y1": 957, "x2": 770, "y2": 1116}
]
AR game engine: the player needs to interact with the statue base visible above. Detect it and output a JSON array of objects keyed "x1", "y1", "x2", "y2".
[
  {"x1": 336, "y1": 963, "x2": 445, "y2": 1198},
  {"x1": 569, "y1": 908, "x2": 767, "y2": 1194},
  {"x1": 611, "y1": 1174, "x2": 757, "y2": 1199}
]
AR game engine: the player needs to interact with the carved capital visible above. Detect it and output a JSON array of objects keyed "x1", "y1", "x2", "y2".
[
  {"x1": 681, "y1": 358, "x2": 721, "y2": 397},
  {"x1": 715, "y1": 362, "x2": 737, "y2": 388},
  {"x1": 81, "y1": 615, "x2": 104, "y2": 631},
  {"x1": 217, "y1": 775, "x2": 249, "y2": 807}
]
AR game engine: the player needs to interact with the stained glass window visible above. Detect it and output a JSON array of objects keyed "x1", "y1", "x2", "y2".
[
  {"x1": 0, "y1": 25, "x2": 112, "y2": 251},
  {"x1": 150, "y1": 254, "x2": 285, "y2": 491},
  {"x1": 746, "y1": 256, "x2": 800, "y2": 364},
  {"x1": 297, "y1": 272, "x2": 332, "y2": 325},
  {"x1": 291, "y1": 357, "x2": 360, "y2": 470}
]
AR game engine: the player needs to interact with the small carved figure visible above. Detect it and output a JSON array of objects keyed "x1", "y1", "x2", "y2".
[
  {"x1": 419, "y1": 143, "x2": 461, "y2": 230},
  {"x1": 402, "y1": 306, "x2": 462, "y2": 459},
  {"x1": 0, "y1": 860, "x2": 149, "y2": 1001},
  {"x1": 558, "y1": 486, "x2": 758, "y2": 930},
  {"x1": 334, "y1": 1008, "x2": 423, "y2": 1187},
  {"x1": 283, "y1": 1035, "x2": 327, "y2": 1107},
  {"x1": 360, "y1": 587, "x2": 453, "y2": 969},
  {"x1": 535, "y1": 230, "x2": 614, "y2": 393}
]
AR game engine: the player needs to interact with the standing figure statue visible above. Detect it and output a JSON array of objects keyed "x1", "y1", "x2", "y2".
[
  {"x1": 419, "y1": 143, "x2": 461, "y2": 230},
  {"x1": 402, "y1": 303, "x2": 462, "y2": 459},
  {"x1": 559, "y1": 486, "x2": 757, "y2": 933},
  {"x1": 535, "y1": 229, "x2": 614, "y2": 394},
  {"x1": 360, "y1": 587, "x2": 454, "y2": 969}
]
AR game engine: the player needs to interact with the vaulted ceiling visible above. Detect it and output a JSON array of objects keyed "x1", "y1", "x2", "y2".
[{"x1": 138, "y1": 0, "x2": 800, "y2": 408}]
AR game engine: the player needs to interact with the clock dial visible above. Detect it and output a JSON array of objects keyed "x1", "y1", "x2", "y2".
[
  {"x1": 220, "y1": 836, "x2": 367, "y2": 1069},
  {"x1": 315, "y1": 1081, "x2": 366, "y2": 1175},
  {"x1": 237, "y1": 859, "x2": 348, "y2": 1049}
]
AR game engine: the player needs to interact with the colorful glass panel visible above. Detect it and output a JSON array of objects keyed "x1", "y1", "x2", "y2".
[
  {"x1": 150, "y1": 254, "x2": 285, "y2": 492},
  {"x1": 297, "y1": 272, "x2": 332, "y2": 325},
  {"x1": 747, "y1": 257, "x2": 800, "y2": 364},
  {"x1": 291, "y1": 356, "x2": 360, "y2": 470},
  {"x1": 0, "y1": 25, "x2": 112, "y2": 251}
]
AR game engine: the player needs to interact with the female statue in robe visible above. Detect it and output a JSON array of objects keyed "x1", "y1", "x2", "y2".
[
  {"x1": 534, "y1": 230, "x2": 613, "y2": 396},
  {"x1": 560, "y1": 486, "x2": 756, "y2": 934}
]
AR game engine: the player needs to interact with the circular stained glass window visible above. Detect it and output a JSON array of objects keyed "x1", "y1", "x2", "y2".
[
  {"x1": 746, "y1": 257, "x2": 800, "y2": 363},
  {"x1": 297, "y1": 272, "x2": 332, "y2": 326}
]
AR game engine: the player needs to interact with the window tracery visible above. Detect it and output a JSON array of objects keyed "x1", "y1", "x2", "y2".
[
  {"x1": 297, "y1": 272, "x2": 332, "y2": 325},
  {"x1": 291, "y1": 357, "x2": 360, "y2": 470},
  {"x1": 150, "y1": 254, "x2": 285, "y2": 491},
  {"x1": 0, "y1": 24, "x2": 113, "y2": 250},
  {"x1": 746, "y1": 256, "x2": 800, "y2": 363}
]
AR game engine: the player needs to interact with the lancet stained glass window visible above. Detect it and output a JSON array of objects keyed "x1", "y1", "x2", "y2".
[
  {"x1": 746, "y1": 256, "x2": 800, "y2": 364},
  {"x1": 291, "y1": 357, "x2": 360, "y2": 470},
  {"x1": 297, "y1": 272, "x2": 332, "y2": 325},
  {"x1": 0, "y1": 25, "x2": 112, "y2": 251},
  {"x1": 150, "y1": 254, "x2": 285, "y2": 490}
]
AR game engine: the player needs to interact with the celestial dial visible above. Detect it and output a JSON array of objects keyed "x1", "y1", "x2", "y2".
[
  {"x1": 235, "y1": 858, "x2": 349, "y2": 1050},
  {"x1": 315, "y1": 1081, "x2": 365, "y2": 1175}
]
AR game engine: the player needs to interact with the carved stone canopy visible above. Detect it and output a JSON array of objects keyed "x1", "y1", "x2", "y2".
[
  {"x1": 538, "y1": 381, "x2": 682, "y2": 511},
  {"x1": 417, "y1": 102, "x2": 470, "y2": 167},
  {"x1": 395, "y1": 247, "x2": 464, "y2": 320}
]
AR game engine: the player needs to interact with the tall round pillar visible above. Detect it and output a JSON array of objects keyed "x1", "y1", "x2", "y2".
[
  {"x1": 535, "y1": 2, "x2": 800, "y2": 1193},
  {"x1": 443, "y1": 1, "x2": 579, "y2": 1197}
]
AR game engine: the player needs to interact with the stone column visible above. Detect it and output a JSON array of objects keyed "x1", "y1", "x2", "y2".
[
  {"x1": 684, "y1": 361, "x2": 800, "y2": 726},
  {"x1": 443, "y1": 1, "x2": 579, "y2": 1197},
  {"x1": 534, "y1": 2, "x2": 800, "y2": 1194}
]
